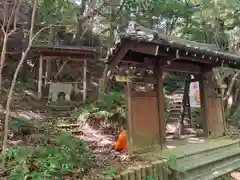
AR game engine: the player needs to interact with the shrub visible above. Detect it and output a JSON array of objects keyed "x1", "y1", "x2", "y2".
[
  {"x1": 9, "y1": 117, "x2": 35, "y2": 136},
  {"x1": 191, "y1": 108, "x2": 202, "y2": 128},
  {"x1": 78, "y1": 92, "x2": 126, "y2": 126},
  {"x1": 5, "y1": 132, "x2": 94, "y2": 180}
]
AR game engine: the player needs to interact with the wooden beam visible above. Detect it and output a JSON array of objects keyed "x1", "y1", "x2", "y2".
[
  {"x1": 127, "y1": 40, "x2": 159, "y2": 56},
  {"x1": 157, "y1": 47, "x2": 218, "y2": 65},
  {"x1": 163, "y1": 62, "x2": 202, "y2": 73},
  {"x1": 43, "y1": 56, "x2": 94, "y2": 62},
  {"x1": 120, "y1": 60, "x2": 144, "y2": 64},
  {"x1": 179, "y1": 56, "x2": 215, "y2": 65},
  {"x1": 131, "y1": 91, "x2": 157, "y2": 97},
  {"x1": 108, "y1": 40, "x2": 129, "y2": 68},
  {"x1": 131, "y1": 77, "x2": 156, "y2": 84},
  {"x1": 38, "y1": 55, "x2": 43, "y2": 100}
]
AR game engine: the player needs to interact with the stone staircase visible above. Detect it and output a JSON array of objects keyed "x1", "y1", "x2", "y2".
[
  {"x1": 168, "y1": 89, "x2": 191, "y2": 125},
  {"x1": 140, "y1": 137, "x2": 240, "y2": 180},
  {"x1": 177, "y1": 139, "x2": 240, "y2": 180},
  {"x1": 45, "y1": 103, "x2": 78, "y2": 123}
]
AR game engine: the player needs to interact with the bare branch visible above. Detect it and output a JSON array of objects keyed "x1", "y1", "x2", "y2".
[
  {"x1": 54, "y1": 61, "x2": 68, "y2": 79},
  {"x1": 116, "y1": 0, "x2": 126, "y2": 17},
  {"x1": 28, "y1": 0, "x2": 38, "y2": 42},
  {"x1": 31, "y1": 24, "x2": 53, "y2": 41},
  {"x1": 2, "y1": 1, "x2": 7, "y2": 28},
  {"x1": 1, "y1": 0, "x2": 22, "y2": 37},
  {"x1": 223, "y1": 71, "x2": 240, "y2": 102},
  {"x1": 0, "y1": 25, "x2": 6, "y2": 35},
  {"x1": 12, "y1": 0, "x2": 22, "y2": 31},
  {"x1": 6, "y1": 0, "x2": 18, "y2": 33}
]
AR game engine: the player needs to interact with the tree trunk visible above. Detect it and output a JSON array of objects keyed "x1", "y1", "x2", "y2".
[
  {"x1": 83, "y1": 59, "x2": 87, "y2": 102},
  {"x1": 72, "y1": 0, "x2": 87, "y2": 45},
  {"x1": 1, "y1": 0, "x2": 39, "y2": 160},
  {"x1": 102, "y1": 63, "x2": 109, "y2": 92},
  {"x1": 0, "y1": 35, "x2": 8, "y2": 91},
  {"x1": 102, "y1": 8, "x2": 115, "y2": 92}
]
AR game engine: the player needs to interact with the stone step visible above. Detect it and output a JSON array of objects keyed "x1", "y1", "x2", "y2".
[
  {"x1": 57, "y1": 124, "x2": 81, "y2": 128},
  {"x1": 181, "y1": 147, "x2": 240, "y2": 179},
  {"x1": 141, "y1": 138, "x2": 240, "y2": 161},
  {"x1": 49, "y1": 117, "x2": 77, "y2": 121},
  {"x1": 140, "y1": 138, "x2": 240, "y2": 180},
  {"x1": 177, "y1": 139, "x2": 239, "y2": 164},
  {"x1": 185, "y1": 155, "x2": 240, "y2": 180},
  {"x1": 169, "y1": 112, "x2": 189, "y2": 115},
  {"x1": 168, "y1": 117, "x2": 189, "y2": 121},
  {"x1": 69, "y1": 130, "x2": 84, "y2": 135}
]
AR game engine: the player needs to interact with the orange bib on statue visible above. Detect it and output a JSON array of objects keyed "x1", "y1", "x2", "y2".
[{"x1": 115, "y1": 131, "x2": 127, "y2": 151}]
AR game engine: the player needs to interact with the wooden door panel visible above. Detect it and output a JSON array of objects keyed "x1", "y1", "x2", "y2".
[
  {"x1": 207, "y1": 97, "x2": 224, "y2": 138},
  {"x1": 203, "y1": 72, "x2": 225, "y2": 139},
  {"x1": 131, "y1": 96, "x2": 160, "y2": 147}
]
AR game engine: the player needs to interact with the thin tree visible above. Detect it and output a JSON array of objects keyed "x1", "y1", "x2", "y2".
[
  {"x1": 2, "y1": 0, "x2": 51, "y2": 154},
  {"x1": 0, "y1": 0, "x2": 22, "y2": 91}
]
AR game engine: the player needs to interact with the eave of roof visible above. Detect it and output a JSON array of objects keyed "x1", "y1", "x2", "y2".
[
  {"x1": 107, "y1": 21, "x2": 240, "y2": 69},
  {"x1": 31, "y1": 44, "x2": 98, "y2": 58}
]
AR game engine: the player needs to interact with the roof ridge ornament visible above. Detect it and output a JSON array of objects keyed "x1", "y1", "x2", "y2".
[{"x1": 125, "y1": 21, "x2": 137, "y2": 34}]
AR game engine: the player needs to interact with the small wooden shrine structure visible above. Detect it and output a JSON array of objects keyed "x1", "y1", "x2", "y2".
[
  {"x1": 107, "y1": 21, "x2": 240, "y2": 152},
  {"x1": 31, "y1": 45, "x2": 98, "y2": 102}
]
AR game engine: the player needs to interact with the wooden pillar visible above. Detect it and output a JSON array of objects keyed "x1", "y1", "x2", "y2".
[
  {"x1": 44, "y1": 59, "x2": 51, "y2": 87},
  {"x1": 126, "y1": 81, "x2": 133, "y2": 147},
  {"x1": 38, "y1": 55, "x2": 43, "y2": 100},
  {"x1": 83, "y1": 59, "x2": 87, "y2": 102},
  {"x1": 199, "y1": 70, "x2": 225, "y2": 138},
  {"x1": 180, "y1": 75, "x2": 191, "y2": 133},
  {"x1": 199, "y1": 73, "x2": 208, "y2": 137},
  {"x1": 44, "y1": 27, "x2": 54, "y2": 86},
  {"x1": 156, "y1": 68, "x2": 165, "y2": 148}
]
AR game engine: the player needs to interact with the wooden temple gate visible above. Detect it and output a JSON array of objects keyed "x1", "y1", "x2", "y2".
[{"x1": 107, "y1": 22, "x2": 240, "y2": 152}]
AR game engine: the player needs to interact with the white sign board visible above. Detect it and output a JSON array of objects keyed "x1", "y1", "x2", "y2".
[{"x1": 189, "y1": 81, "x2": 201, "y2": 108}]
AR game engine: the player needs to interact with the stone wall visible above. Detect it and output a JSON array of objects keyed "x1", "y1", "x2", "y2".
[{"x1": 106, "y1": 160, "x2": 168, "y2": 180}]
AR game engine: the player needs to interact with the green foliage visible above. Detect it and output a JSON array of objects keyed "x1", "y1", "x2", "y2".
[
  {"x1": 228, "y1": 106, "x2": 240, "y2": 127},
  {"x1": 191, "y1": 108, "x2": 202, "y2": 128},
  {"x1": 78, "y1": 92, "x2": 126, "y2": 126},
  {"x1": 9, "y1": 117, "x2": 35, "y2": 136},
  {"x1": 146, "y1": 176, "x2": 155, "y2": 180},
  {"x1": 167, "y1": 155, "x2": 185, "y2": 173},
  {"x1": 38, "y1": 0, "x2": 78, "y2": 24},
  {"x1": 98, "y1": 92, "x2": 124, "y2": 109},
  {"x1": 164, "y1": 74, "x2": 183, "y2": 95},
  {"x1": 103, "y1": 167, "x2": 117, "y2": 178},
  {"x1": 164, "y1": 97, "x2": 169, "y2": 120},
  {"x1": 5, "y1": 132, "x2": 93, "y2": 180}
]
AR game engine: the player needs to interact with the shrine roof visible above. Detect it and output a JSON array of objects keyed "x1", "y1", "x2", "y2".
[
  {"x1": 107, "y1": 21, "x2": 240, "y2": 69},
  {"x1": 31, "y1": 44, "x2": 98, "y2": 58}
]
